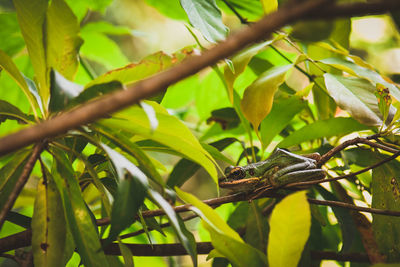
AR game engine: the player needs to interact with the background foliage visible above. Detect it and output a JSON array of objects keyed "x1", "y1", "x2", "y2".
[{"x1": 1, "y1": 0, "x2": 400, "y2": 266}]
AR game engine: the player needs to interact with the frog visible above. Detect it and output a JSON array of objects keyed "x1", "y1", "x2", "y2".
[{"x1": 219, "y1": 148, "x2": 326, "y2": 193}]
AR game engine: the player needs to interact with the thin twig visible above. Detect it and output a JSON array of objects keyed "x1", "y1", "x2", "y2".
[
  {"x1": 308, "y1": 198, "x2": 400, "y2": 216},
  {"x1": 0, "y1": 142, "x2": 45, "y2": 230},
  {"x1": 317, "y1": 137, "x2": 398, "y2": 167}
]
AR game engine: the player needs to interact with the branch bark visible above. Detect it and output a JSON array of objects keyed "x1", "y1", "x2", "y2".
[{"x1": 1, "y1": 0, "x2": 400, "y2": 156}]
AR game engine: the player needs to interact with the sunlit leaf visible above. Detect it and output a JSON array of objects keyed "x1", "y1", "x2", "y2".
[
  {"x1": 0, "y1": 13, "x2": 25, "y2": 57},
  {"x1": 98, "y1": 102, "x2": 218, "y2": 183},
  {"x1": 140, "y1": 101, "x2": 158, "y2": 132},
  {"x1": 65, "y1": 0, "x2": 113, "y2": 21},
  {"x1": 216, "y1": 0, "x2": 263, "y2": 21},
  {"x1": 46, "y1": 0, "x2": 82, "y2": 80},
  {"x1": 14, "y1": 0, "x2": 49, "y2": 105},
  {"x1": 144, "y1": 0, "x2": 189, "y2": 21},
  {"x1": 0, "y1": 50, "x2": 40, "y2": 115},
  {"x1": 324, "y1": 73, "x2": 395, "y2": 126},
  {"x1": 260, "y1": 0, "x2": 277, "y2": 14},
  {"x1": 32, "y1": 175, "x2": 66, "y2": 267},
  {"x1": 260, "y1": 96, "x2": 307, "y2": 150},
  {"x1": 241, "y1": 64, "x2": 292, "y2": 132},
  {"x1": 85, "y1": 48, "x2": 195, "y2": 88},
  {"x1": 268, "y1": 191, "x2": 311, "y2": 267},
  {"x1": 180, "y1": 0, "x2": 228, "y2": 43},
  {"x1": 80, "y1": 21, "x2": 132, "y2": 35},
  {"x1": 51, "y1": 149, "x2": 109, "y2": 267},
  {"x1": 278, "y1": 117, "x2": 369, "y2": 148}
]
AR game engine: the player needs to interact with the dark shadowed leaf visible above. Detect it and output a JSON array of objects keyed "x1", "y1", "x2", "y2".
[
  {"x1": 278, "y1": 117, "x2": 370, "y2": 148},
  {"x1": 49, "y1": 71, "x2": 84, "y2": 112},
  {"x1": 51, "y1": 149, "x2": 109, "y2": 267},
  {"x1": 291, "y1": 21, "x2": 334, "y2": 42},
  {"x1": 0, "y1": 100, "x2": 32, "y2": 124},
  {"x1": 180, "y1": 0, "x2": 228, "y2": 43},
  {"x1": 260, "y1": 96, "x2": 307, "y2": 150},
  {"x1": 69, "y1": 81, "x2": 122, "y2": 107}
]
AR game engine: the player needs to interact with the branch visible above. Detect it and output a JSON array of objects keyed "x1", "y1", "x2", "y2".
[
  {"x1": 0, "y1": 142, "x2": 45, "y2": 230},
  {"x1": 1, "y1": 0, "x2": 400, "y2": 156}
]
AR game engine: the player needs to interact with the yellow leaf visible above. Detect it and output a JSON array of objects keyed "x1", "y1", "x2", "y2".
[{"x1": 261, "y1": 0, "x2": 278, "y2": 14}]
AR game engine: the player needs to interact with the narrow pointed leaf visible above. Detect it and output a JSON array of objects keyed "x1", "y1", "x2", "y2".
[
  {"x1": 51, "y1": 149, "x2": 109, "y2": 267},
  {"x1": 268, "y1": 191, "x2": 311, "y2": 267},
  {"x1": 14, "y1": 0, "x2": 49, "y2": 104},
  {"x1": 241, "y1": 64, "x2": 292, "y2": 132},
  {"x1": 180, "y1": 0, "x2": 228, "y2": 43},
  {"x1": 32, "y1": 176, "x2": 66, "y2": 267},
  {"x1": 0, "y1": 100, "x2": 32, "y2": 124}
]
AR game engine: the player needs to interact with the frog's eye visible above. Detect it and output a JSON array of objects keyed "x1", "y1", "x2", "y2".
[
  {"x1": 228, "y1": 167, "x2": 245, "y2": 180},
  {"x1": 224, "y1": 166, "x2": 235, "y2": 175}
]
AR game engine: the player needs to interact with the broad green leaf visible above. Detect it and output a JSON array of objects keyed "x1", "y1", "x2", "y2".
[
  {"x1": 0, "y1": 13, "x2": 25, "y2": 57},
  {"x1": 176, "y1": 188, "x2": 242, "y2": 241},
  {"x1": 260, "y1": 96, "x2": 307, "y2": 150},
  {"x1": 85, "y1": 49, "x2": 193, "y2": 88},
  {"x1": 180, "y1": 0, "x2": 228, "y2": 43},
  {"x1": 167, "y1": 138, "x2": 235, "y2": 188},
  {"x1": 216, "y1": 0, "x2": 263, "y2": 21},
  {"x1": 46, "y1": 0, "x2": 82, "y2": 80},
  {"x1": 324, "y1": 73, "x2": 394, "y2": 126},
  {"x1": 278, "y1": 117, "x2": 369, "y2": 148},
  {"x1": 32, "y1": 176, "x2": 66, "y2": 267},
  {"x1": 0, "y1": 50, "x2": 40, "y2": 115},
  {"x1": 69, "y1": 81, "x2": 122, "y2": 108},
  {"x1": 65, "y1": 0, "x2": 113, "y2": 21},
  {"x1": 98, "y1": 103, "x2": 218, "y2": 183},
  {"x1": 224, "y1": 41, "x2": 274, "y2": 102},
  {"x1": 268, "y1": 191, "x2": 311, "y2": 267},
  {"x1": 101, "y1": 144, "x2": 148, "y2": 243},
  {"x1": 144, "y1": 0, "x2": 189, "y2": 21},
  {"x1": 14, "y1": 0, "x2": 49, "y2": 106},
  {"x1": 149, "y1": 189, "x2": 197, "y2": 266},
  {"x1": 0, "y1": 100, "x2": 32, "y2": 124},
  {"x1": 261, "y1": 0, "x2": 277, "y2": 14},
  {"x1": 49, "y1": 71, "x2": 84, "y2": 113},
  {"x1": 51, "y1": 149, "x2": 109, "y2": 267},
  {"x1": 241, "y1": 64, "x2": 292, "y2": 132},
  {"x1": 372, "y1": 162, "x2": 400, "y2": 262},
  {"x1": 322, "y1": 58, "x2": 400, "y2": 101},
  {"x1": 80, "y1": 21, "x2": 132, "y2": 36},
  {"x1": 244, "y1": 202, "x2": 269, "y2": 251},
  {"x1": 205, "y1": 223, "x2": 268, "y2": 267},
  {"x1": 0, "y1": 149, "x2": 31, "y2": 212}
]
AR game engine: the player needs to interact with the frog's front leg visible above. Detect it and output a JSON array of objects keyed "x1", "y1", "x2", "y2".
[{"x1": 266, "y1": 162, "x2": 326, "y2": 187}]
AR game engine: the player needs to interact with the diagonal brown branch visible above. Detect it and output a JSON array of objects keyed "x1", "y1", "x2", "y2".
[
  {"x1": 0, "y1": 142, "x2": 46, "y2": 230},
  {"x1": 1, "y1": 0, "x2": 400, "y2": 156}
]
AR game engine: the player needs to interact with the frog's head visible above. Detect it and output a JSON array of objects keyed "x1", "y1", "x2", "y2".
[{"x1": 223, "y1": 165, "x2": 257, "y2": 181}]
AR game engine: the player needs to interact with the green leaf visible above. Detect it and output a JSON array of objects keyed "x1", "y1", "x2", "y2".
[
  {"x1": 98, "y1": 102, "x2": 218, "y2": 183},
  {"x1": 32, "y1": 176, "x2": 66, "y2": 267},
  {"x1": 268, "y1": 191, "x2": 311, "y2": 267},
  {"x1": 85, "y1": 49, "x2": 191, "y2": 88},
  {"x1": 0, "y1": 50, "x2": 40, "y2": 115},
  {"x1": 144, "y1": 0, "x2": 189, "y2": 21},
  {"x1": 101, "y1": 144, "x2": 148, "y2": 243},
  {"x1": 260, "y1": 96, "x2": 307, "y2": 150},
  {"x1": 180, "y1": 0, "x2": 228, "y2": 43},
  {"x1": 149, "y1": 189, "x2": 198, "y2": 266},
  {"x1": 65, "y1": 0, "x2": 113, "y2": 21},
  {"x1": 224, "y1": 41, "x2": 273, "y2": 102},
  {"x1": 0, "y1": 99, "x2": 32, "y2": 124},
  {"x1": 176, "y1": 188, "x2": 242, "y2": 241},
  {"x1": 205, "y1": 224, "x2": 268, "y2": 267},
  {"x1": 324, "y1": 73, "x2": 394, "y2": 126},
  {"x1": 51, "y1": 149, "x2": 109, "y2": 267},
  {"x1": 278, "y1": 117, "x2": 370, "y2": 148},
  {"x1": 240, "y1": 64, "x2": 292, "y2": 132},
  {"x1": 49, "y1": 71, "x2": 84, "y2": 113},
  {"x1": 260, "y1": 0, "x2": 277, "y2": 14},
  {"x1": 372, "y1": 162, "x2": 400, "y2": 262},
  {"x1": 167, "y1": 138, "x2": 235, "y2": 188},
  {"x1": 217, "y1": 0, "x2": 263, "y2": 21},
  {"x1": 46, "y1": 0, "x2": 82, "y2": 80},
  {"x1": 0, "y1": 149, "x2": 31, "y2": 213},
  {"x1": 0, "y1": 13, "x2": 25, "y2": 57},
  {"x1": 80, "y1": 21, "x2": 132, "y2": 36},
  {"x1": 14, "y1": 0, "x2": 49, "y2": 105},
  {"x1": 69, "y1": 81, "x2": 122, "y2": 107}
]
